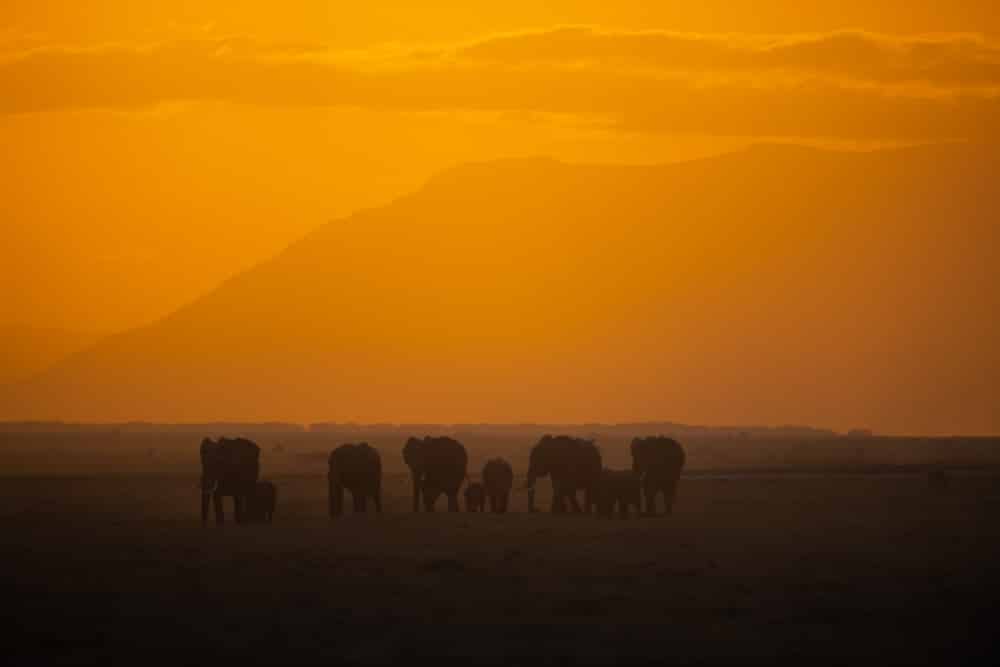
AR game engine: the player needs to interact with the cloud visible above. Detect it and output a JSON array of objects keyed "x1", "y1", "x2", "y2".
[
  {"x1": 457, "y1": 27, "x2": 1000, "y2": 88},
  {"x1": 2, "y1": 28, "x2": 999, "y2": 140}
]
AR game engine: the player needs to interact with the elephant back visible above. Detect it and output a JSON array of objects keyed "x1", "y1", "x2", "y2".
[
  {"x1": 631, "y1": 436, "x2": 686, "y2": 470},
  {"x1": 202, "y1": 437, "x2": 260, "y2": 492},
  {"x1": 329, "y1": 443, "x2": 381, "y2": 487},
  {"x1": 529, "y1": 435, "x2": 602, "y2": 480},
  {"x1": 483, "y1": 458, "x2": 514, "y2": 490},
  {"x1": 415, "y1": 437, "x2": 468, "y2": 486}
]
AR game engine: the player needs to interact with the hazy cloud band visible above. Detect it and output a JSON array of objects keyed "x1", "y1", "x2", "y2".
[{"x1": 3, "y1": 27, "x2": 999, "y2": 140}]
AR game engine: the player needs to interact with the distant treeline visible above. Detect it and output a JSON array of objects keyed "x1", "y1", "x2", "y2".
[
  {"x1": 0, "y1": 421, "x2": 844, "y2": 439},
  {"x1": 1, "y1": 421, "x2": 999, "y2": 476}
]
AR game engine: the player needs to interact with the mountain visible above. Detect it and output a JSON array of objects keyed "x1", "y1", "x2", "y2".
[
  {"x1": 3, "y1": 143, "x2": 997, "y2": 434},
  {"x1": 0, "y1": 326, "x2": 104, "y2": 386}
]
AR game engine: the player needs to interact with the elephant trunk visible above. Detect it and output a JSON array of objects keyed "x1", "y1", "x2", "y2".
[
  {"x1": 525, "y1": 472, "x2": 537, "y2": 512},
  {"x1": 411, "y1": 471, "x2": 421, "y2": 513},
  {"x1": 200, "y1": 476, "x2": 216, "y2": 524}
]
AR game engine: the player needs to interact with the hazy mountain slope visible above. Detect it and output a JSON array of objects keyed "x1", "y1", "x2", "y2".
[
  {"x1": 4, "y1": 143, "x2": 997, "y2": 433},
  {"x1": 0, "y1": 326, "x2": 104, "y2": 386}
]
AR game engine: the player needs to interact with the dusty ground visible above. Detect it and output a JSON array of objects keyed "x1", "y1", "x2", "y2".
[{"x1": 4, "y1": 472, "x2": 999, "y2": 665}]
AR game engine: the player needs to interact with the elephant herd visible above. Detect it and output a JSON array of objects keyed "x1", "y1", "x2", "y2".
[{"x1": 199, "y1": 435, "x2": 685, "y2": 525}]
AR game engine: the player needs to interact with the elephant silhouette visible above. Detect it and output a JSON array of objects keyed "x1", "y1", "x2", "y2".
[
  {"x1": 594, "y1": 469, "x2": 641, "y2": 519},
  {"x1": 243, "y1": 481, "x2": 277, "y2": 523},
  {"x1": 631, "y1": 436, "x2": 686, "y2": 515},
  {"x1": 482, "y1": 458, "x2": 514, "y2": 513},
  {"x1": 328, "y1": 443, "x2": 382, "y2": 517},
  {"x1": 200, "y1": 437, "x2": 260, "y2": 525},
  {"x1": 464, "y1": 481, "x2": 485, "y2": 512},
  {"x1": 525, "y1": 435, "x2": 602, "y2": 514},
  {"x1": 403, "y1": 436, "x2": 468, "y2": 512}
]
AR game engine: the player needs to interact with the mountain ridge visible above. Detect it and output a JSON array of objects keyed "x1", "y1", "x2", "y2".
[{"x1": 4, "y1": 142, "x2": 997, "y2": 433}]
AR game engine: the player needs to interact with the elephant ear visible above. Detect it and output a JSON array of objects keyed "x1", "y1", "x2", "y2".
[
  {"x1": 403, "y1": 438, "x2": 421, "y2": 467},
  {"x1": 224, "y1": 438, "x2": 260, "y2": 483},
  {"x1": 200, "y1": 438, "x2": 221, "y2": 467},
  {"x1": 630, "y1": 438, "x2": 643, "y2": 462}
]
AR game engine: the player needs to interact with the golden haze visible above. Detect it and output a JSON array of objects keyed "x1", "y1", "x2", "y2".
[{"x1": 2, "y1": 2, "x2": 998, "y2": 434}]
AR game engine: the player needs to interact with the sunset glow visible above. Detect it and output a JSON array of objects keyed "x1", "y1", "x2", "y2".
[{"x1": 3, "y1": 2, "x2": 998, "y2": 433}]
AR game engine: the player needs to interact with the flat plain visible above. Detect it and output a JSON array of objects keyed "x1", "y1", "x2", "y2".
[{"x1": 4, "y1": 468, "x2": 999, "y2": 665}]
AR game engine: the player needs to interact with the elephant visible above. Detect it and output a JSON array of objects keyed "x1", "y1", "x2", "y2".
[
  {"x1": 482, "y1": 458, "x2": 514, "y2": 513},
  {"x1": 328, "y1": 443, "x2": 382, "y2": 517},
  {"x1": 631, "y1": 436, "x2": 686, "y2": 515},
  {"x1": 243, "y1": 481, "x2": 277, "y2": 523},
  {"x1": 464, "y1": 482, "x2": 485, "y2": 512},
  {"x1": 594, "y1": 469, "x2": 641, "y2": 519},
  {"x1": 403, "y1": 436, "x2": 468, "y2": 512},
  {"x1": 525, "y1": 435, "x2": 602, "y2": 514},
  {"x1": 200, "y1": 437, "x2": 260, "y2": 525}
]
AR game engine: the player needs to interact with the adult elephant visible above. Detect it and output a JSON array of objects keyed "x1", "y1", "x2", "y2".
[
  {"x1": 200, "y1": 437, "x2": 260, "y2": 525},
  {"x1": 594, "y1": 469, "x2": 641, "y2": 519},
  {"x1": 525, "y1": 435, "x2": 602, "y2": 514},
  {"x1": 482, "y1": 458, "x2": 514, "y2": 513},
  {"x1": 328, "y1": 443, "x2": 382, "y2": 517},
  {"x1": 403, "y1": 436, "x2": 468, "y2": 512},
  {"x1": 631, "y1": 436, "x2": 686, "y2": 515}
]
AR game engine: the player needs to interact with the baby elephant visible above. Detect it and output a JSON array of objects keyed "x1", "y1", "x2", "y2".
[
  {"x1": 482, "y1": 458, "x2": 514, "y2": 513},
  {"x1": 595, "y1": 469, "x2": 641, "y2": 519},
  {"x1": 464, "y1": 482, "x2": 486, "y2": 512},
  {"x1": 243, "y1": 481, "x2": 277, "y2": 523}
]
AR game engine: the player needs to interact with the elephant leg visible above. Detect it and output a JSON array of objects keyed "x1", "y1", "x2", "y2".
[
  {"x1": 567, "y1": 491, "x2": 582, "y2": 514},
  {"x1": 644, "y1": 483, "x2": 657, "y2": 516},
  {"x1": 357, "y1": 495, "x2": 367, "y2": 513},
  {"x1": 373, "y1": 485, "x2": 383, "y2": 514},
  {"x1": 201, "y1": 493, "x2": 211, "y2": 524},
  {"x1": 351, "y1": 492, "x2": 361, "y2": 513},
  {"x1": 501, "y1": 492, "x2": 510, "y2": 514},
  {"x1": 619, "y1": 496, "x2": 629, "y2": 519},
  {"x1": 411, "y1": 474, "x2": 421, "y2": 513},
  {"x1": 330, "y1": 483, "x2": 343, "y2": 518},
  {"x1": 583, "y1": 486, "x2": 595, "y2": 514},
  {"x1": 213, "y1": 492, "x2": 224, "y2": 525},
  {"x1": 448, "y1": 493, "x2": 459, "y2": 512},
  {"x1": 423, "y1": 490, "x2": 436, "y2": 512},
  {"x1": 663, "y1": 474, "x2": 680, "y2": 514}
]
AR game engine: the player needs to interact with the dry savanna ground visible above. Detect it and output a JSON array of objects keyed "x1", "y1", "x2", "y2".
[{"x1": 4, "y1": 471, "x2": 999, "y2": 665}]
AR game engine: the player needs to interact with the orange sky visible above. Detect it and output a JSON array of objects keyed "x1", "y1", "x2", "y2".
[{"x1": 2, "y1": 3, "x2": 998, "y2": 432}]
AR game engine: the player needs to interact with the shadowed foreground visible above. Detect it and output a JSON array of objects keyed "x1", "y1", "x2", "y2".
[{"x1": 4, "y1": 473, "x2": 998, "y2": 665}]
